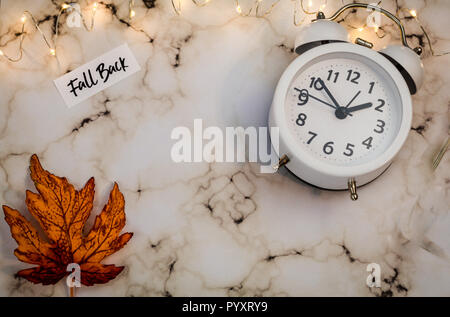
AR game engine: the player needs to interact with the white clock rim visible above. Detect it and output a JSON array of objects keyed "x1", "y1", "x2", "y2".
[{"x1": 271, "y1": 42, "x2": 412, "y2": 178}]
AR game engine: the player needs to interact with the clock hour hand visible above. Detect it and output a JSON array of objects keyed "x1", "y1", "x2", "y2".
[
  {"x1": 345, "y1": 102, "x2": 373, "y2": 114},
  {"x1": 315, "y1": 78, "x2": 341, "y2": 109}
]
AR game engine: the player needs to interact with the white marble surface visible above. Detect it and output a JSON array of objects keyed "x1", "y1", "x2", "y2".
[{"x1": 0, "y1": 0, "x2": 449, "y2": 296}]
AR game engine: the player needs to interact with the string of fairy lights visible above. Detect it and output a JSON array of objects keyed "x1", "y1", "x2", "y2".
[{"x1": 0, "y1": 0, "x2": 448, "y2": 63}]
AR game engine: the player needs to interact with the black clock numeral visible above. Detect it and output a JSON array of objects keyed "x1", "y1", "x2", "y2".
[
  {"x1": 346, "y1": 70, "x2": 360, "y2": 84},
  {"x1": 362, "y1": 136, "x2": 373, "y2": 149},
  {"x1": 343, "y1": 143, "x2": 355, "y2": 156},
  {"x1": 323, "y1": 141, "x2": 334, "y2": 155},
  {"x1": 310, "y1": 77, "x2": 324, "y2": 91},
  {"x1": 294, "y1": 88, "x2": 309, "y2": 106},
  {"x1": 306, "y1": 131, "x2": 317, "y2": 144},
  {"x1": 374, "y1": 120, "x2": 385, "y2": 133},
  {"x1": 327, "y1": 70, "x2": 339, "y2": 83},
  {"x1": 368, "y1": 81, "x2": 375, "y2": 94},
  {"x1": 296, "y1": 113, "x2": 307, "y2": 126},
  {"x1": 375, "y1": 99, "x2": 385, "y2": 112}
]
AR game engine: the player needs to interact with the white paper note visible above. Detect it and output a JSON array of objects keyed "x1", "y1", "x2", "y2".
[{"x1": 54, "y1": 43, "x2": 141, "y2": 108}]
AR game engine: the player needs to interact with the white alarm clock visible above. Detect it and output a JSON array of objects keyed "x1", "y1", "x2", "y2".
[{"x1": 269, "y1": 4, "x2": 424, "y2": 200}]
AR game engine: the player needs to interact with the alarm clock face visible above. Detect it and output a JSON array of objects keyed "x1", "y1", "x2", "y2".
[{"x1": 285, "y1": 51, "x2": 403, "y2": 167}]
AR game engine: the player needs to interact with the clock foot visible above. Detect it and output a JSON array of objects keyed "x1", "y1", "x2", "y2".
[
  {"x1": 273, "y1": 154, "x2": 290, "y2": 171},
  {"x1": 348, "y1": 178, "x2": 358, "y2": 201}
]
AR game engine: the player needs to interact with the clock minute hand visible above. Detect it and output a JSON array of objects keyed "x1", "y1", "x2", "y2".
[
  {"x1": 316, "y1": 78, "x2": 341, "y2": 109},
  {"x1": 345, "y1": 102, "x2": 373, "y2": 114}
]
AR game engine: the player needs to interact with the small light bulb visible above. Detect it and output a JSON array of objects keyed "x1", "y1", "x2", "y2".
[
  {"x1": 62, "y1": 3, "x2": 70, "y2": 10},
  {"x1": 49, "y1": 48, "x2": 56, "y2": 56},
  {"x1": 358, "y1": 27, "x2": 364, "y2": 32},
  {"x1": 93, "y1": 2, "x2": 98, "y2": 11},
  {"x1": 130, "y1": 10, "x2": 135, "y2": 18},
  {"x1": 21, "y1": 15, "x2": 26, "y2": 23},
  {"x1": 0, "y1": 49, "x2": 4, "y2": 56},
  {"x1": 236, "y1": 5, "x2": 242, "y2": 14},
  {"x1": 410, "y1": 9, "x2": 417, "y2": 17}
]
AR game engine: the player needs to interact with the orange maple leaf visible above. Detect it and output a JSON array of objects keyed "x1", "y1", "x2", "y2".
[{"x1": 2, "y1": 154, "x2": 133, "y2": 286}]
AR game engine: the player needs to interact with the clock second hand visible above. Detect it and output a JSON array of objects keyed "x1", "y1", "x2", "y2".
[
  {"x1": 295, "y1": 89, "x2": 336, "y2": 110},
  {"x1": 294, "y1": 87, "x2": 354, "y2": 116}
]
